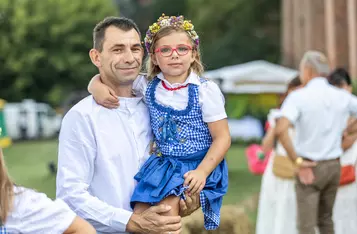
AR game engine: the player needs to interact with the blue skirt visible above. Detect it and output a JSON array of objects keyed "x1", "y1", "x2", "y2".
[{"x1": 130, "y1": 149, "x2": 228, "y2": 230}]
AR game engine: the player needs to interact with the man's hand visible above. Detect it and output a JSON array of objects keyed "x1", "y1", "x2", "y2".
[
  {"x1": 179, "y1": 192, "x2": 200, "y2": 217},
  {"x1": 298, "y1": 167, "x2": 315, "y2": 185},
  {"x1": 126, "y1": 205, "x2": 182, "y2": 234}
]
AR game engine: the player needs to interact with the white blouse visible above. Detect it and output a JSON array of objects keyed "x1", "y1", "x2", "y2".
[
  {"x1": 5, "y1": 186, "x2": 76, "y2": 234},
  {"x1": 133, "y1": 72, "x2": 227, "y2": 123}
]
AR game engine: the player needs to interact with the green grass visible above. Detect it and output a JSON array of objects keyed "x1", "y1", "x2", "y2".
[
  {"x1": 3, "y1": 140, "x2": 261, "y2": 224},
  {"x1": 3, "y1": 140, "x2": 58, "y2": 198}
]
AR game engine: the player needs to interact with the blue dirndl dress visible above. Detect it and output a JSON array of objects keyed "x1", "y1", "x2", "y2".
[
  {"x1": 0, "y1": 226, "x2": 7, "y2": 234},
  {"x1": 130, "y1": 77, "x2": 229, "y2": 230}
]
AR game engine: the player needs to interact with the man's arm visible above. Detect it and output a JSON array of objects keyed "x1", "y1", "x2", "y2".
[
  {"x1": 275, "y1": 117, "x2": 299, "y2": 162},
  {"x1": 348, "y1": 94, "x2": 357, "y2": 117},
  {"x1": 276, "y1": 93, "x2": 316, "y2": 168},
  {"x1": 342, "y1": 132, "x2": 357, "y2": 151},
  {"x1": 56, "y1": 110, "x2": 133, "y2": 233},
  {"x1": 57, "y1": 109, "x2": 182, "y2": 234},
  {"x1": 342, "y1": 117, "x2": 357, "y2": 150}
]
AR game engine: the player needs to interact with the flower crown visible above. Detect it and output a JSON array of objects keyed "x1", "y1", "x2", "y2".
[{"x1": 144, "y1": 14, "x2": 200, "y2": 53}]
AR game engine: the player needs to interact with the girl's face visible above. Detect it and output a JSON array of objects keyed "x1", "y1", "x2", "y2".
[{"x1": 151, "y1": 31, "x2": 195, "y2": 81}]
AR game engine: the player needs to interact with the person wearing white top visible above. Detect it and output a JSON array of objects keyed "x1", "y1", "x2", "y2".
[
  {"x1": 276, "y1": 51, "x2": 357, "y2": 234},
  {"x1": 255, "y1": 77, "x2": 301, "y2": 234},
  {"x1": 328, "y1": 68, "x2": 357, "y2": 234},
  {"x1": 0, "y1": 129, "x2": 95, "y2": 234},
  {"x1": 56, "y1": 17, "x2": 198, "y2": 234}
]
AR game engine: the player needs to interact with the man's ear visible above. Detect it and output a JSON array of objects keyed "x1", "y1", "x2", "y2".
[{"x1": 89, "y1": 49, "x2": 101, "y2": 68}]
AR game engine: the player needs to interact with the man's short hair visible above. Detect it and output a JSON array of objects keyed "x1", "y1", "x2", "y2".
[
  {"x1": 300, "y1": 50, "x2": 331, "y2": 76},
  {"x1": 93, "y1": 16, "x2": 141, "y2": 52}
]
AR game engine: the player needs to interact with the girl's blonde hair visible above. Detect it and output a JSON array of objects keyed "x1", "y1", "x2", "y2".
[
  {"x1": 145, "y1": 26, "x2": 204, "y2": 80},
  {"x1": 0, "y1": 148, "x2": 14, "y2": 224}
]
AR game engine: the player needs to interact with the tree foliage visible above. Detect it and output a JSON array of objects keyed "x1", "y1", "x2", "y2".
[
  {"x1": 0, "y1": 0, "x2": 117, "y2": 105},
  {"x1": 186, "y1": 0, "x2": 281, "y2": 70},
  {"x1": 0, "y1": 0, "x2": 280, "y2": 107}
]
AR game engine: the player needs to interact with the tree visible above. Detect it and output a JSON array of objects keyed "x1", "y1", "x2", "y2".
[
  {"x1": 186, "y1": 0, "x2": 281, "y2": 70},
  {"x1": 0, "y1": 0, "x2": 117, "y2": 106}
]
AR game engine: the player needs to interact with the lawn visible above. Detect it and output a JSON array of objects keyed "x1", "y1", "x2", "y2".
[{"x1": 3, "y1": 140, "x2": 262, "y2": 225}]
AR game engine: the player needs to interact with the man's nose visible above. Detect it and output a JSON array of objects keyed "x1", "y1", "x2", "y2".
[{"x1": 124, "y1": 50, "x2": 136, "y2": 63}]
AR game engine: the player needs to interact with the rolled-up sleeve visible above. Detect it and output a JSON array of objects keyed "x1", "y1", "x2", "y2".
[
  {"x1": 56, "y1": 110, "x2": 132, "y2": 233},
  {"x1": 280, "y1": 92, "x2": 300, "y2": 125},
  {"x1": 200, "y1": 81, "x2": 227, "y2": 123}
]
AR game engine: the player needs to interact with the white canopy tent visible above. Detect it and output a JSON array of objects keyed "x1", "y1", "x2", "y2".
[
  {"x1": 204, "y1": 60, "x2": 298, "y2": 94},
  {"x1": 204, "y1": 60, "x2": 298, "y2": 140}
]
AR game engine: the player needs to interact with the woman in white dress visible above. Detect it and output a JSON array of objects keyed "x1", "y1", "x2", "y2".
[
  {"x1": 0, "y1": 128, "x2": 96, "y2": 234},
  {"x1": 256, "y1": 77, "x2": 301, "y2": 234},
  {"x1": 328, "y1": 68, "x2": 357, "y2": 234}
]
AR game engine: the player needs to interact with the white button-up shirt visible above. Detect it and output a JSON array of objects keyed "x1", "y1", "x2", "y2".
[
  {"x1": 281, "y1": 77, "x2": 357, "y2": 161},
  {"x1": 133, "y1": 72, "x2": 227, "y2": 122},
  {"x1": 5, "y1": 186, "x2": 76, "y2": 234},
  {"x1": 56, "y1": 96, "x2": 152, "y2": 234}
]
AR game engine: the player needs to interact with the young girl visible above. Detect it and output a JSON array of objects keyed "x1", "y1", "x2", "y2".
[
  {"x1": 0, "y1": 128, "x2": 96, "y2": 234},
  {"x1": 88, "y1": 14, "x2": 230, "y2": 230}
]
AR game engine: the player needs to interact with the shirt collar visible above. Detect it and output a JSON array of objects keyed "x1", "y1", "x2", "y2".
[
  {"x1": 116, "y1": 96, "x2": 143, "y2": 113},
  {"x1": 156, "y1": 71, "x2": 201, "y2": 87},
  {"x1": 306, "y1": 77, "x2": 329, "y2": 88}
]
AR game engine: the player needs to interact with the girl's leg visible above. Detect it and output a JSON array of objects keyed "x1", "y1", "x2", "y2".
[
  {"x1": 133, "y1": 202, "x2": 151, "y2": 214},
  {"x1": 158, "y1": 195, "x2": 180, "y2": 216}
]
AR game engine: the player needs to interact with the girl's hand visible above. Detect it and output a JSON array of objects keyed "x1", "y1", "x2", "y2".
[
  {"x1": 183, "y1": 169, "x2": 207, "y2": 195},
  {"x1": 88, "y1": 74, "x2": 119, "y2": 109}
]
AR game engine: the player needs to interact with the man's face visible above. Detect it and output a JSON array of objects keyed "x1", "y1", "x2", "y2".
[{"x1": 93, "y1": 26, "x2": 144, "y2": 85}]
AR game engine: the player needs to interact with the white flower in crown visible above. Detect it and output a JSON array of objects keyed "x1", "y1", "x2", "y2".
[
  {"x1": 191, "y1": 31, "x2": 199, "y2": 40},
  {"x1": 159, "y1": 19, "x2": 171, "y2": 27}
]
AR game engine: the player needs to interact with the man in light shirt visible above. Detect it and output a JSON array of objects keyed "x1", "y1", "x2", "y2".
[
  {"x1": 56, "y1": 17, "x2": 197, "y2": 234},
  {"x1": 275, "y1": 51, "x2": 357, "y2": 234}
]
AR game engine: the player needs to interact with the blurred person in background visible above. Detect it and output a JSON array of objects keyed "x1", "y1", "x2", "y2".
[
  {"x1": 328, "y1": 68, "x2": 357, "y2": 234},
  {"x1": 256, "y1": 76, "x2": 301, "y2": 234},
  {"x1": 0, "y1": 128, "x2": 96, "y2": 234},
  {"x1": 276, "y1": 51, "x2": 357, "y2": 234}
]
